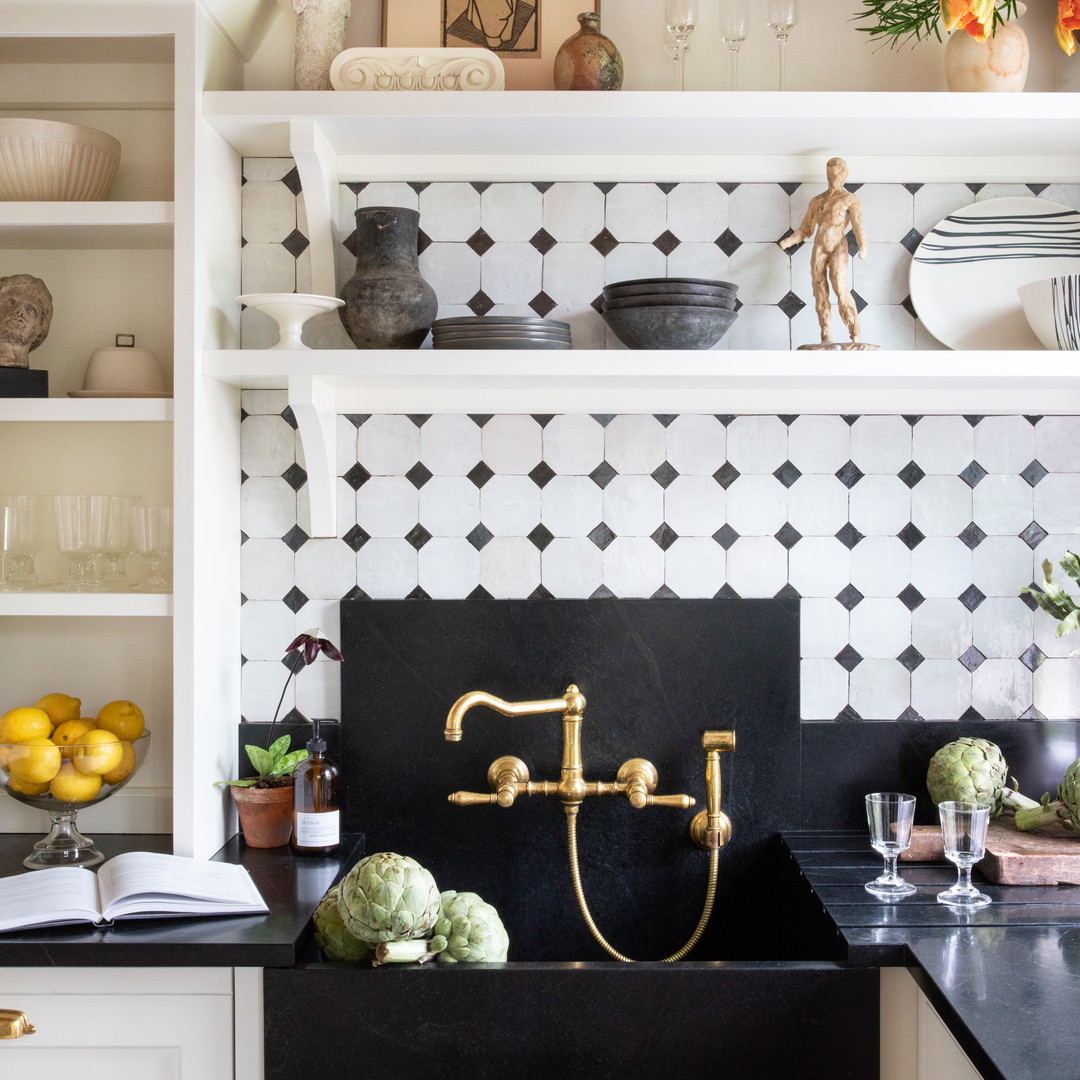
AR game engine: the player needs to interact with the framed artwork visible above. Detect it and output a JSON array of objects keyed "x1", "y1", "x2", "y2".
[{"x1": 381, "y1": 0, "x2": 602, "y2": 89}]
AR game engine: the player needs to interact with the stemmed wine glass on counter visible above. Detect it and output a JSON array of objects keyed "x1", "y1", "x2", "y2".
[
  {"x1": 864, "y1": 792, "x2": 917, "y2": 899},
  {"x1": 937, "y1": 801, "x2": 993, "y2": 909}
]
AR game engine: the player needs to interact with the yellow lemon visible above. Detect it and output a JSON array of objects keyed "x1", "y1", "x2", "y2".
[
  {"x1": 96, "y1": 700, "x2": 145, "y2": 741},
  {"x1": 101, "y1": 740, "x2": 137, "y2": 785},
  {"x1": 51, "y1": 719, "x2": 95, "y2": 758},
  {"x1": 7, "y1": 737, "x2": 62, "y2": 785},
  {"x1": 0, "y1": 706, "x2": 54, "y2": 743},
  {"x1": 34, "y1": 692, "x2": 82, "y2": 727},
  {"x1": 73, "y1": 729, "x2": 124, "y2": 776},
  {"x1": 7, "y1": 775, "x2": 50, "y2": 797},
  {"x1": 49, "y1": 761, "x2": 101, "y2": 803}
]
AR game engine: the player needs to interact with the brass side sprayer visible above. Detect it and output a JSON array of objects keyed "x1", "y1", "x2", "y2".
[{"x1": 443, "y1": 684, "x2": 736, "y2": 962}]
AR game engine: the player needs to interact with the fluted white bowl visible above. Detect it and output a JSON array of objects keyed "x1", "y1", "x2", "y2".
[{"x1": 0, "y1": 118, "x2": 121, "y2": 201}]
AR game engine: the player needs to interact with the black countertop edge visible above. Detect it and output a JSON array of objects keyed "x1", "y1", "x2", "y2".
[{"x1": 0, "y1": 833, "x2": 365, "y2": 968}]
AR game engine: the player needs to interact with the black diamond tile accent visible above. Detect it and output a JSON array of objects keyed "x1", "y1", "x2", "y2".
[
  {"x1": 467, "y1": 290, "x2": 495, "y2": 316},
  {"x1": 1021, "y1": 459, "x2": 1049, "y2": 487},
  {"x1": 467, "y1": 461, "x2": 495, "y2": 488},
  {"x1": 903, "y1": 183, "x2": 923, "y2": 194},
  {"x1": 775, "y1": 583, "x2": 802, "y2": 600},
  {"x1": 342, "y1": 524, "x2": 369, "y2": 552},
  {"x1": 836, "y1": 705, "x2": 863, "y2": 722},
  {"x1": 405, "y1": 523, "x2": 432, "y2": 550},
  {"x1": 897, "y1": 645, "x2": 924, "y2": 673},
  {"x1": 588, "y1": 522, "x2": 616, "y2": 550},
  {"x1": 958, "y1": 645, "x2": 986, "y2": 672},
  {"x1": 902, "y1": 415, "x2": 922, "y2": 427},
  {"x1": 341, "y1": 584, "x2": 368, "y2": 602},
  {"x1": 406, "y1": 585, "x2": 431, "y2": 599},
  {"x1": 716, "y1": 414, "x2": 737, "y2": 426},
  {"x1": 713, "y1": 524, "x2": 740, "y2": 550},
  {"x1": 1020, "y1": 521, "x2": 1049, "y2": 549},
  {"x1": 468, "y1": 414, "x2": 493, "y2": 428},
  {"x1": 651, "y1": 523, "x2": 679, "y2": 550},
  {"x1": 654, "y1": 414, "x2": 678, "y2": 427},
  {"x1": 898, "y1": 461, "x2": 925, "y2": 488},
  {"x1": 344, "y1": 181, "x2": 366, "y2": 195},
  {"x1": 847, "y1": 231, "x2": 860, "y2": 258},
  {"x1": 282, "y1": 586, "x2": 309, "y2": 614},
  {"x1": 715, "y1": 229, "x2": 742, "y2": 255},
  {"x1": 652, "y1": 583, "x2": 680, "y2": 599},
  {"x1": 777, "y1": 414, "x2": 798, "y2": 427},
  {"x1": 342, "y1": 462, "x2": 370, "y2": 490},
  {"x1": 963, "y1": 415, "x2": 984, "y2": 428},
  {"x1": 777, "y1": 291, "x2": 806, "y2": 319},
  {"x1": 240, "y1": 469, "x2": 249, "y2": 485},
  {"x1": 713, "y1": 462, "x2": 740, "y2": 489},
  {"x1": 841, "y1": 415, "x2": 860, "y2": 426},
  {"x1": 468, "y1": 584, "x2": 494, "y2": 599},
  {"x1": 897, "y1": 522, "x2": 925, "y2": 550},
  {"x1": 529, "y1": 461, "x2": 556, "y2": 488},
  {"x1": 590, "y1": 461, "x2": 618, "y2": 489},
  {"x1": 591, "y1": 413, "x2": 616, "y2": 427},
  {"x1": 959, "y1": 460, "x2": 988, "y2": 488},
  {"x1": 530, "y1": 583, "x2": 555, "y2": 600},
  {"x1": 417, "y1": 229, "x2": 432, "y2": 256},
  {"x1": 898, "y1": 583, "x2": 925, "y2": 611},
  {"x1": 1020, "y1": 644, "x2": 1046, "y2": 671},
  {"x1": 282, "y1": 524, "x2": 308, "y2": 552},
  {"x1": 529, "y1": 228, "x2": 557, "y2": 254},
  {"x1": 773, "y1": 460, "x2": 802, "y2": 488},
  {"x1": 1024, "y1": 414, "x2": 1042, "y2": 426},
  {"x1": 594, "y1": 182, "x2": 616, "y2": 194},
  {"x1": 240, "y1": 531, "x2": 249, "y2": 545},
  {"x1": 407, "y1": 414, "x2": 430, "y2": 429},
  {"x1": 466, "y1": 228, "x2": 495, "y2": 255},
  {"x1": 407, "y1": 181, "x2": 430, "y2": 194},
  {"x1": 777, "y1": 181, "x2": 800, "y2": 196},
  {"x1": 958, "y1": 584, "x2": 986, "y2": 612},
  {"x1": 342, "y1": 230, "x2": 357, "y2": 258},
  {"x1": 282, "y1": 405, "x2": 298, "y2": 429},
  {"x1": 591, "y1": 228, "x2": 620, "y2": 256},
  {"x1": 653, "y1": 229, "x2": 681, "y2": 255},
  {"x1": 529, "y1": 291, "x2": 558, "y2": 317},
  {"x1": 778, "y1": 228, "x2": 801, "y2": 252},
  {"x1": 714, "y1": 583, "x2": 741, "y2": 599},
  {"x1": 775, "y1": 522, "x2": 802, "y2": 549},
  {"x1": 470, "y1": 181, "x2": 491, "y2": 193},
  {"x1": 590, "y1": 583, "x2": 616, "y2": 599},
  {"x1": 851, "y1": 289, "x2": 868, "y2": 314},
  {"x1": 590, "y1": 293, "x2": 605, "y2": 313},
  {"x1": 901, "y1": 295, "x2": 918, "y2": 319},
  {"x1": 533, "y1": 413, "x2": 555, "y2": 427},
  {"x1": 528, "y1": 523, "x2": 554, "y2": 551},
  {"x1": 1019, "y1": 584, "x2": 1040, "y2": 611},
  {"x1": 406, "y1": 462, "x2": 433, "y2": 489},
  {"x1": 1020, "y1": 705, "x2": 1047, "y2": 720},
  {"x1": 533, "y1": 181, "x2": 554, "y2": 193},
  {"x1": 900, "y1": 228, "x2": 924, "y2": 254},
  {"x1": 836, "y1": 584, "x2": 864, "y2": 610},
  {"x1": 719, "y1": 182, "x2": 740, "y2": 194},
  {"x1": 655, "y1": 181, "x2": 678, "y2": 194},
  {"x1": 836, "y1": 644, "x2": 863, "y2": 671},
  {"x1": 835, "y1": 522, "x2": 864, "y2": 550},
  {"x1": 467, "y1": 523, "x2": 493, "y2": 551},
  {"x1": 966, "y1": 183, "x2": 985, "y2": 195},
  {"x1": 281, "y1": 228, "x2": 309, "y2": 258},
  {"x1": 835, "y1": 461, "x2": 864, "y2": 489},
  {"x1": 344, "y1": 414, "x2": 368, "y2": 429},
  {"x1": 896, "y1": 706, "x2": 924, "y2": 722},
  {"x1": 281, "y1": 166, "x2": 302, "y2": 196},
  {"x1": 651, "y1": 461, "x2": 680, "y2": 488},
  {"x1": 959, "y1": 522, "x2": 987, "y2": 550}
]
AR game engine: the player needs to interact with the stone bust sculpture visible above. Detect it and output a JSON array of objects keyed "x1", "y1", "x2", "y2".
[{"x1": 0, "y1": 274, "x2": 53, "y2": 368}]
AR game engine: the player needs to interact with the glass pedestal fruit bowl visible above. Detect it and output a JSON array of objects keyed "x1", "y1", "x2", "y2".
[{"x1": 0, "y1": 731, "x2": 150, "y2": 869}]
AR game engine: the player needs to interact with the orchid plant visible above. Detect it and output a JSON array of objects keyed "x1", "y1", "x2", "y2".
[
  {"x1": 855, "y1": 0, "x2": 1080, "y2": 53},
  {"x1": 218, "y1": 628, "x2": 344, "y2": 789}
]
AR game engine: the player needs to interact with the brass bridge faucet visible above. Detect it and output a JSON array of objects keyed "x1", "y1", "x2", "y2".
[{"x1": 444, "y1": 684, "x2": 696, "y2": 815}]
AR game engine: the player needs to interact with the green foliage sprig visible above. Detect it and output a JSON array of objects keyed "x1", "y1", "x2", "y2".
[
  {"x1": 852, "y1": 0, "x2": 1018, "y2": 49},
  {"x1": 1021, "y1": 552, "x2": 1080, "y2": 645}
]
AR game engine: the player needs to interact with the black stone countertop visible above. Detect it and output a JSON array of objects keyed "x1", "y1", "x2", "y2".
[
  {"x1": 0, "y1": 833, "x2": 363, "y2": 967},
  {"x1": 783, "y1": 832, "x2": 1080, "y2": 1080}
]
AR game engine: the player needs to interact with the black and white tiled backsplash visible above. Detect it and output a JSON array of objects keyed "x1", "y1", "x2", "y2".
[{"x1": 239, "y1": 161, "x2": 1080, "y2": 725}]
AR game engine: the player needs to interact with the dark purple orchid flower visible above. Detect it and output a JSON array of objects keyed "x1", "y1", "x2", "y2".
[{"x1": 266, "y1": 628, "x2": 343, "y2": 750}]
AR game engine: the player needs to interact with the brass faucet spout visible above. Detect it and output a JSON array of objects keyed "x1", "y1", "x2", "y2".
[{"x1": 444, "y1": 686, "x2": 583, "y2": 741}]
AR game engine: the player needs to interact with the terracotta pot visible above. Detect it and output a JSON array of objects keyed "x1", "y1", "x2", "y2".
[
  {"x1": 553, "y1": 12, "x2": 623, "y2": 91},
  {"x1": 230, "y1": 784, "x2": 294, "y2": 848},
  {"x1": 944, "y1": 12, "x2": 1028, "y2": 92}
]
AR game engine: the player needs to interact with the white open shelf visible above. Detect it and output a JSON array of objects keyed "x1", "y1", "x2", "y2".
[
  {"x1": 0, "y1": 202, "x2": 174, "y2": 249},
  {"x1": 0, "y1": 591, "x2": 172, "y2": 617},
  {"x1": 0, "y1": 398, "x2": 173, "y2": 422}
]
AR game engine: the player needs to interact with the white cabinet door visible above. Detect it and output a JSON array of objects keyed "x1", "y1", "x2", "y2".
[{"x1": 0, "y1": 968, "x2": 234, "y2": 1080}]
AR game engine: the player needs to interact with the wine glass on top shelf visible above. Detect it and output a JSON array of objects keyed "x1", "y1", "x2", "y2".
[
  {"x1": 765, "y1": 0, "x2": 799, "y2": 91},
  {"x1": 665, "y1": 0, "x2": 698, "y2": 91},
  {"x1": 720, "y1": 0, "x2": 750, "y2": 91}
]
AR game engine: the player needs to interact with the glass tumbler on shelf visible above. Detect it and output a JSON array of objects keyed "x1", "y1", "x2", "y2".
[
  {"x1": 131, "y1": 505, "x2": 172, "y2": 592},
  {"x1": 664, "y1": 0, "x2": 697, "y2": 91},
  {"x1": 0, "y1": 494, "x2": 45, "y2": 591},
  {"x1": 864, "y1": 792, "x2": 917, "y2": 899},
  {"x1": 720, "y1": 0, "x2": 750, "y2": 91},
  {"x1": 100, "y1": 494, "x2": 138, "y2": 589},
  {"x1": 52, "y1": 494, "x2": 109, "y2": 592},
  {"x1": 937, "y1": 801, "x2": 992, "y2": 909},
  {"x1": 765, "y1": 0, "x2": 799, "y2": 91}
]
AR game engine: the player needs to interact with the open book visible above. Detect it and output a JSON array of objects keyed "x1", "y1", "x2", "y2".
[{"x1": 0, "y1": 850, "x2": 268, "y2": 932}]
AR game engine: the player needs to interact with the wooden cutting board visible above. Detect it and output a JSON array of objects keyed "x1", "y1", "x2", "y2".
[{"x1": 901, "y1": 815, "x2": 1080, "y2": 884}]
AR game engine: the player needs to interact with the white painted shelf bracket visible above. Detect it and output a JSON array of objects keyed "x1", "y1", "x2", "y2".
[
  {"x1": 288, "y1": 373, "x2": 338, "y2": 538},
  {"x1": 289, "y1": 117, "x2": 339, "y2": 299}
]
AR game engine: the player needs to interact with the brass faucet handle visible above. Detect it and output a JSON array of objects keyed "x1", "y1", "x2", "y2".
[
  {"x1": 486, "y1": 755, "x2": 530, "y2": 808},
  {"x1": 702, "y1": 730, "x2": 736, "y2": 752},
  {"x1": 615, "y1": 758, "x2": 657, "y2": 808},
  {"x1": 448, "y1": 790, "x2": 498, "y2": 806}
]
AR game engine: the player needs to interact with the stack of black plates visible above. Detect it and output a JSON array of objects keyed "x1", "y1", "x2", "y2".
[
  {"x1": 599, "y1": 277, "x2": 739, "y2": 350},
  {"x1": 432, "y1": 316, "x2": 571, "y2": 350}
]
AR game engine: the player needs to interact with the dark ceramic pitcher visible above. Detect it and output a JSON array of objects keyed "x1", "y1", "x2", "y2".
[{"x1": 338, "y1": 206, "x2": 438, "y2": 349}]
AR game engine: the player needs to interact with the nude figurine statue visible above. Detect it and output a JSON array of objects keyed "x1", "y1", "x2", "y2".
[
  {"x1": 0, "y1": 274, "x2": 53, "y2": 368},
  {"x1": 779, "y1": 157, "x2": 877, "y2": 350}
]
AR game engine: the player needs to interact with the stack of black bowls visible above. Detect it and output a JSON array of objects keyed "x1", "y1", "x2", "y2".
[
  {"x1": 599, "y1": 277, "x2": 738, "y2": 349},
  {"x1": 431, "y1": 316, "x2": 571, "y2": 350}
]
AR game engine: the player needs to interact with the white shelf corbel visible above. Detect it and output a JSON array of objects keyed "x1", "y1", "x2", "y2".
[
  {"x1": 287, "y1": 373, "x2": 338, "y2": 538},
  {"x1": 289, "y1": 117, "x2": 339, "y2": 299}
]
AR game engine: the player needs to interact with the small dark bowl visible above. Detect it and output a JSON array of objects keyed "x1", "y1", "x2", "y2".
[
  {"x1": 601, "y1": 304, "x2": 738, "y2": 350},
  {"x1": 601, "y1": 293, "x2": 736, "y2": 312},
  {"x1": 603, "y1": 281, "x2": 737, "y2": 300}
]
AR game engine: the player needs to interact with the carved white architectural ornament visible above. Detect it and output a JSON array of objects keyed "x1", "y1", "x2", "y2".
[{"x1": 330, "y1": 48, "x2": 505, "y2": 92}]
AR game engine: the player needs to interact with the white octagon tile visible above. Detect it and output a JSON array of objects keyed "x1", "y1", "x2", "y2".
[
  {"x1": 664, "y1": 475, "x2": 726, "y2": 536},
  {"x1": 972, "y1": 659, "x2": 1031, "y2": 720},
  {"x1": 243, "y1": 158, "x2": 294, "y2": 183},
  {"x1": 911, "y1": 475, "x2": 972, "y2": 537},
  {"x1": 481, "y1": 474, "x2": 542, "y2": 535},
  {"x1": 851, "y1": 243, "x2": 910, "y2": 305},
  {"x1": 665, "y1": 414, "x2": 726, "y2": 475},
  {"x1": 725, "y1": 474, "x2": 788, "y2": 536},
  {"x1": 972, "y1": 596, "x2": 1033, "y2": 658},
  {"x1": 358, "y1": 415, "x2": 420, "y2": 475},
  {"x1": 541, "y1": 474, "x2": 603, "y2": 536},
  {"x1": 729, "y1": 183, "x2": 790, "y2": 242},
  {"x1": 242, "y1": 389, "x2": 289, "y2": 416},
  {"x1": 850, "y1": 416, "x2": 911, "y2": 474},
  {"x1": 800, "y1": 597, "x2": 851, "y2": 659},
  {"x1": 849, "y1": 659, "x2": 909, "y2": 719},
  {"x1": 849, "y1": 597, "x2": 912, "y2": 659},
  {"x1": 724, "y1": 303, "x2": 791, "y2": 350},
  {"x1": 973, "y1": 415, "x2": 1035, "y2": 474},
  {"x1": 418, "y1": 475, "x2": 480, "y2": 537},
  {"x1": 972, "y1": 535, "x2": 1033, "y2": 597},
  {"x1": 418, "y1": 536, "x2": 480, "y2": 598},
  {"x1": 787, "y1": 415, "x2": 850, "y2": 475},
  {"x1": 606, "y1": 183, "x2": 667, "y2": 243},
  {"x1": 664, "y1": 536, "x2": 726, "y2": 597},
  {"x1": 542, "y1": 536, "x2": 603, "y2": 597},
  {"x1": 295, "y1": 538, "x2": 356, "y2": 600},
  {"x1": 786, "y1": 475, "x2": 848, "y2": 536},
  {"x1": 418, "y1": 183, "x2": 481, "y2": 242},
  {"x1": 602, "y1": 536, "x2": 665, "y2": 597},
  {"x1": 725, "y1": 415, "x2": 788, "y2": 473},
  {"x1": 356, "y1": 476, "x2": 418, "y2": 537},
  {"x1": 241, "y1": 477, "x2": 296, "y2": 538},
  {"x1": 726, "y1": 243, "x2": 791, "y2": 305},
  {"x1": 543, "y1": 183, "x2": 606, "y2": 243},
  {"x1": 481, "y1": 183, "x2": 543, "y2": 242},
  {"x1": 242, "y1": 660, "x2": 291, "y2": 723},
  {"x1": 1034, "y1": 475, "x2": 1080, "y2": 534},
  {"x1": 1034, "y1": 658, "x2": 1080, "y2": 720},
  {"x1": 603, "y1": 243, "x2": 667, "y2": 285},
  {"x1": 603, "y1": 474, "x2": 665, "y2": 536},
  {"x1": 605, "y1": 414, "x2": 667, "y2": 474},
  {"x1": 542, "y1": 243, "x2": 605, "y2": 306},
  {"x1": 666, "y1": 243, "x2": 730, "y2": 281},
  {"x1": 848, "y1": 475, "x2": 910, "y2": 537},
  {"x1": 419, "y1": 243, "x2": 481, "y2": 305},
  {"x1": 480, "y1": 242, "x2": 543, "y2": 305},
  {"x1": 241, "y1": 599, "x2": 297, "y2": 661},
  {"x1": 242, "y1": 414, "x2": 297, "y2": 477},
  {"x1": 241, "y1": 538, "x2": 294, "y2": 600},
  {"x1": 1035, "y1": 417, "x2": 1080, "y2": 472},
  {"x1": 800, "y1": 659, "x2": 848, "y2": 720},
  {"x1": 911, "y1": 660, "x2": 971, "y2": 720},
  {"x1": 419, "y1": 414, "x2": 482, "y2": 475},
  {"x1": 910, "y1": 537, "x2": 972, "y2": 598},
  {"x1": 788, "y1": 537, "x2": 850, "y2": 598},
  {"x1": 241, "y1": 179, "x2": 297, "y2": 244},
  {"x1": 854, "y1": 184, "x2": 913, "y2": 242},
  {"x1": 543, "y1": 414, "x2": 606, "y2": 475},
  {"x1": 356, "y1": 537, "x2": 417, "y2": 598},
  {"x1": 482, "y1": 415, "x2": 543, "y2": 474},
  {"x1": 667, "y1": 183, "x2": 728, "y2": 241},
  {"x1": 972, "y1": 474, "x2": 1032, "y2": 536},
  {"x1": 725, "y1": 536, "x2": 787, "y2": 598},
  {"x1": 911, "y1": 598, "x2": 971, "y2": 660},
  {"x1": 849, "y1": 536, "x2": 911, "y2": 598},
  {"x1": 911, "y1": 416, "x2": 974, "y2": 475},
  {"x1": 355, "y1": 182, "x2": 419, "y2": 211},
  {"x1": 480, "y1": 536, "x2": 541, "y2": 598}
]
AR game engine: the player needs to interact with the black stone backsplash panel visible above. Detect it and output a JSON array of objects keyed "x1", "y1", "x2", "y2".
[{"x1": 339, "y1": 598, "x2": 800, "y2": 962}]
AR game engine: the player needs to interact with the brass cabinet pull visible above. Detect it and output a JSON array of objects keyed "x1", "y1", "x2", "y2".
[{"x1": 0, "y1": 1009, "x2": 36, "y2": 1039}]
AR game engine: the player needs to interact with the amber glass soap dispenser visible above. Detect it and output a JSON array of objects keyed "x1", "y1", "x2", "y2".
[{"x1": 292, "y1": 720, "x2": 340, "y2": 854}]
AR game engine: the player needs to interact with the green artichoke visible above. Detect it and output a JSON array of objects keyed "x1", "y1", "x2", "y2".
[
  {"x1": 434, "y1": 889, "x2": 509, "y2": 963},
  {"x1": 926, "y1": 737, "x2": 1038, "y2": 817},
  {"x1": 337, "y1": 852, "x2": 441, "y2": 945},
  {"x1": 1014, "y1": 756, "x2": 1080, "y2": 832},
  {"x1": 312, "y1": 885, "x2": 371, "y2": 963}
]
